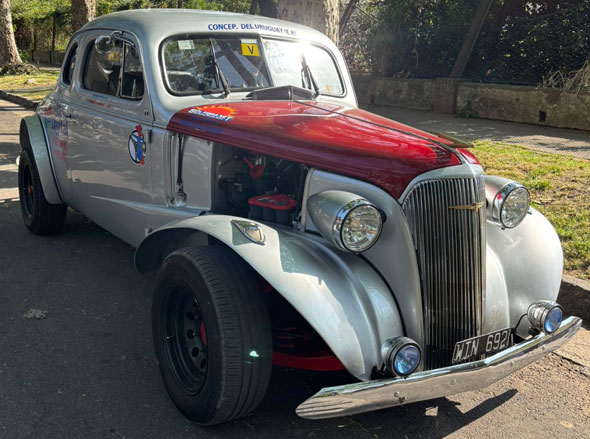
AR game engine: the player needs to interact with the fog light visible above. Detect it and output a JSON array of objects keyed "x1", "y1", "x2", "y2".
[
  {"x1": 381, "y1": 337, "x2": 421, "y2": 377},
  {"x1": 544, "y1": 306, "x2": 563, "y2": 333},
  {"x1": 527, "y1": 301, "x2": 563, "y2": 334}
]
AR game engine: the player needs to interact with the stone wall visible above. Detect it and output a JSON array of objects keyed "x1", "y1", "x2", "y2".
[
  {"x1": 353, "y1": 75, "x2": 590, "y2": 131},
  {"x1": 353, "y1": 76, "x2": 434, "y2": 111},
  {"x1": 456, "y1": 83, "x2": 590, "y2": 131}
]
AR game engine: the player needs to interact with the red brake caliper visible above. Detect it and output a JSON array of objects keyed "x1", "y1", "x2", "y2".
[{"x1": 200, "y1": 321, "x2": 207, "y2": 347}]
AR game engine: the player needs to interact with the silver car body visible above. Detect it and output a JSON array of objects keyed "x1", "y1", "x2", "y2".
[{"x1": 23, "y1": 9, "x2": 579, "y2": 418}]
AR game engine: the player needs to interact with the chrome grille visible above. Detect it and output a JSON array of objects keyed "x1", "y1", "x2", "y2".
[{"x1": 402, "y1": 177, "x2": 486, "y2": 370}]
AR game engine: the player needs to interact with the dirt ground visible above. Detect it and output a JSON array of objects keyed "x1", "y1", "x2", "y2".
[{"x1": 1, "y1": 99, "x2": 589, "y2": 438}]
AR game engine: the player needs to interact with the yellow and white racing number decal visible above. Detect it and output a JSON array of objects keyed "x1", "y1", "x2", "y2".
[{"x1": 241, "y1": 39, "x2": 260, "y2": 57}]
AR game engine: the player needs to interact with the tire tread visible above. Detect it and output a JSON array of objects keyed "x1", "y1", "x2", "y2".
[{"x1": 154, "y1": 245, "x2": 272, "y2": 425}]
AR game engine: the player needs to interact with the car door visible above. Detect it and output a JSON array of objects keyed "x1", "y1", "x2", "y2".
[
  {"x1": 68, "y1": 31, "x2": 153, "y2": 247},
  {"x1": 38, "y1": 38, "x2": 80, "y2": 204}
]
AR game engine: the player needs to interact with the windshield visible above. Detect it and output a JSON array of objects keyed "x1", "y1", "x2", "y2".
[{"x1": 161, "y1": 36, "x2": 343, "y2": 96}]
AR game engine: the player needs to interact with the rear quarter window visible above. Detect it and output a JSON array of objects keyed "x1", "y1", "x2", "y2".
[{"x1": 62, "y1": 43, "x2": 78, "y2": 85}]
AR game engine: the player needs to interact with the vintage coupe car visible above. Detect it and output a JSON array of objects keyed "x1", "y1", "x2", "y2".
[{"x1": 18, "y1": 9, "x2": 581, "y2": 425}]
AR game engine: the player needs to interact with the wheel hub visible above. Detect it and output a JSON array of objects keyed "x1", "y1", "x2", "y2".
[{"x1": 164, "y1": 287, "x2": 208, "y2": 394}]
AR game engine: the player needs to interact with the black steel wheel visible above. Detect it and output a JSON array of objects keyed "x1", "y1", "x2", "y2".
[
  {"x1": 20, "y1": 157, "x2": 35, "y2": 221},
  {"x1": 152, "y1": 245, "x2": 272, "y2": 425},
  {"x1": 163, "y1": 285, "x2": 209, "y2": 395},
  {"x1": 17, "y1": 145, "x2": 66, "y2": 235}
]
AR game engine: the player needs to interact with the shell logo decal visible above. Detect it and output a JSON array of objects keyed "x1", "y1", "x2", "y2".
[{"x1": 187, "y1": 105, "x2": 236, "y2": 122}]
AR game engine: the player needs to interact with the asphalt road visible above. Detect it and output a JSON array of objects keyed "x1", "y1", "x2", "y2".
[{"x1": 1, "y1": 99, "x2": 589, "y2": 438}]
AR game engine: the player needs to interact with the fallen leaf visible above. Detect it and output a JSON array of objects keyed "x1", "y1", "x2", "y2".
[{"x1": 23, "y1": 309, "x2": 48, "y2": 320}]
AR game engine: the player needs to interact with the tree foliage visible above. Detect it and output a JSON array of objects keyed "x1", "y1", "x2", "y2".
[
  {"x1": 341, "y1": 0, "x2": 589, "y2": 86},
  {"x1": 464, "y1": 0, "x2": 590, "y2": 85},
  {"x1": 11, "y1": 0, "x2": 70, "y2": 21},
  {"x1": 340, "y1": 0, "x2": 478, "y2": 76}
]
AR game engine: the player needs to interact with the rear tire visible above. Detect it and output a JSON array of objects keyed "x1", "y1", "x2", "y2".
[
  {"x1": 18, "y1": 147, "x2": 66, "y2": 235},
  {"x1": 152, "y1": 246, "x2": 272, "y2": 425}
]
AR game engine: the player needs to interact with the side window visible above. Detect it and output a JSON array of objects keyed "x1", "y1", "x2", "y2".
[
  {"x1": 83, "y1": 39, "x2": 124, "y2": 96},
  {"x1": 62, "y1": 43, "x2": 78, "y2": 85},
  {"x1": 121, "y1": 45, "x2": 144, "y2": 100}
]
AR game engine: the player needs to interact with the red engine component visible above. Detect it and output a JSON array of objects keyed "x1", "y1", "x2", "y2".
[{"x1": 249, "y1": 194, "x2": 297, "y2": 225}]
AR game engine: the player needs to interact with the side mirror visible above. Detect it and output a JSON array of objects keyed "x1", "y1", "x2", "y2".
[{"x1": 95, "y1": 35, "x2": 114, "y2": 53}]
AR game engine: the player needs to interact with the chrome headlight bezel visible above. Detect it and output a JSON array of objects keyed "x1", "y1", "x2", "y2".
[
  {"x1": 332, "y1": 199, "x2": 384, "y2": 253},
  {"x1": 492, "y1": 182, "x2": 530, "y2": 229}
]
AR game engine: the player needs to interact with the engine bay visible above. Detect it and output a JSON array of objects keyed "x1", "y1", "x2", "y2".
[{"x1": 212, "y1": 144, "x2": 308, "y2": 226}]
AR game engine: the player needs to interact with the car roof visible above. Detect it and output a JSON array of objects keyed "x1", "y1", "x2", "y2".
[{"x1": 80, "y1": 9, "x2": 331, "y2": 47}]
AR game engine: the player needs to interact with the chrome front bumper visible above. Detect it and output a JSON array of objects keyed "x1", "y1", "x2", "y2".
[{"x1": 296, "y1": 316, "x2": 582, "y2": 420}]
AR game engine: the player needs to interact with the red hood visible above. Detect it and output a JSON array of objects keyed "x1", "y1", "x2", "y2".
[{"x1": 167, "y1": 101, "x2": 462, "y2": 198}]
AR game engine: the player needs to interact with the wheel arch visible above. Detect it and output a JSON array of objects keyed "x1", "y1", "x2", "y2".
[
  {"x1": 135, "y1": 215, "x2": 404, "y2": 381},
  {"x1": 20, "y1": 116, "x2": 63, "y2": 204}
]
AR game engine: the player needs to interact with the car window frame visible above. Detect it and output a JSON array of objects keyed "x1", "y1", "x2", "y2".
[
  {"x1": 61, "y1": 42, "x2": 79, "y2": 86},
  {"x1": 81, "y1": 33, "x2": 146, "y2": 103},
  {"x1": 159, "y1": 33, "x2": 347, "y2": 99}
]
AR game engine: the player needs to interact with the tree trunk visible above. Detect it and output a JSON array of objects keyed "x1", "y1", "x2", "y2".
[
  {"x1": 71, "y1": 0, "x2": 96, "y2": 33},
  {"x1": 256, "y1": 0, "x2": 278, "y2": 18},
  {"x1": 249, "y1": 0, "x2": 258, "y2": 15},
  {"x1": 276, "y1": 0, "x2": 339, "y2": 44},
  {"x1": 0, "y1": 0, "x2": 23, "y2": 66}
]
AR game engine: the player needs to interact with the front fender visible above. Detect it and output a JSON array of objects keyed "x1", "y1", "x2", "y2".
[
  {"x1": 485, "y1": 207, "x2": 563, "y2": 332},
  {"x1": 135, "y1": 215, "x2": 404, "y2": 380},
  {"x1": 20, "y1": 116, "x2": 63, "y2": 204}
]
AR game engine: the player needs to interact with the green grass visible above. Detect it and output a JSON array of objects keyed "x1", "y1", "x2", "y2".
[
  {"x1": 473, "y1": 141, "x2": 590, "y2": 280},
  {"x1": 15, "y1": 89, "x2": 53, "y2": 101},
  {"x1": 0, "y1": 69, "x2": 59, "y2": 90}
]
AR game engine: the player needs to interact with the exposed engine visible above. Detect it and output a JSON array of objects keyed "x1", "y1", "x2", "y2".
[{"x1": 213, "y1": 145, "x2": 307, "y2": 226}]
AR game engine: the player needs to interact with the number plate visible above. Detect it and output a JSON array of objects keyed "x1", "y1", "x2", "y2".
[{"x1": 452, "y1": 328, "x2": 512, "y2": 364}]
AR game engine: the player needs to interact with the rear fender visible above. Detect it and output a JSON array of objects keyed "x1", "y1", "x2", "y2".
[
  {"x1": 135, "y1": 215, "x2": 404, "y2": 381},
  {"x1": 20, "y1": 116, "x2": 63, "y2": 204}
]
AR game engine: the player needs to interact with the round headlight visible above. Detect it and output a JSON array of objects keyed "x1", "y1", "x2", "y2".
[
  {"x1": 493, "y1": 183, "x2": 530, "y2": 228},
  {"x1": 337, "y1": 202, "x2": 383, "y2": 252},
  {"x1": 527, "y1": 301, "x2": 563, "y2": 334},
  {"x1": 381, "y1": 336, "x2": 421, "y2": 377}
]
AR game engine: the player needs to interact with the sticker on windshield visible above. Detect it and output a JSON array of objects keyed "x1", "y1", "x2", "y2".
[
  {"x1": 241, "y1": 39, "x2": 259, "y2": 57},
  {"x1": 128, "y1": 124, "x2": 146, "y2": 165},
  {"x1": 177, "y1": 40, "x2": 195, "y2": 50}
]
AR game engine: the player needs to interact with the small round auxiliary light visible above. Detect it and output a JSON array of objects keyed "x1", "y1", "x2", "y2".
[
  {"x1": 527, "y1": 301, "x2": 563, "y2": 334},
  {"x1": 381, "y1": 337, "x2": 421, "y2": 377}
]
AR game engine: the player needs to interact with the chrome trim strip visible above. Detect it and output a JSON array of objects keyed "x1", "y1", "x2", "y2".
[
  {"x1": 296, "y1": 316, "x2": 582, "y2": 420},
  {"x1": 398, "y1": 164, "x2": 483, "y2": 203}
]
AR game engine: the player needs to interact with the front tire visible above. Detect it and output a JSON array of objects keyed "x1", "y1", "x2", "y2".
[
  {"x1": 152, "y1": 246, "x2": 272, "y2": 425},
  {"x1": 18, "y1": 147, "x2": 66, "y2": 235}
]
